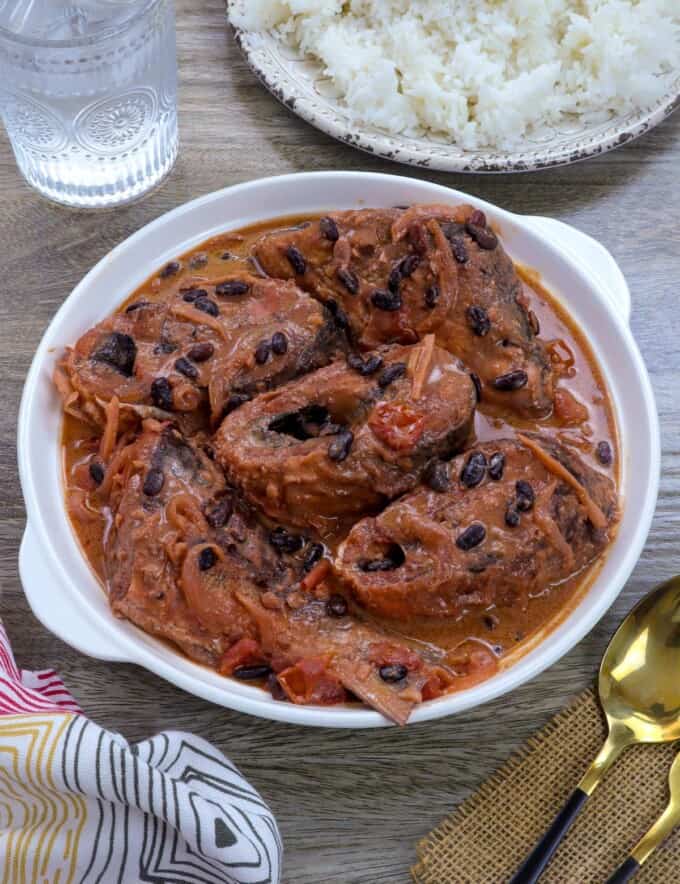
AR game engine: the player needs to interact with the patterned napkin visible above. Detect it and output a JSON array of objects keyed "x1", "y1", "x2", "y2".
[{"x1": 0, "y1": 619, "x2": 281, "y2": 883}]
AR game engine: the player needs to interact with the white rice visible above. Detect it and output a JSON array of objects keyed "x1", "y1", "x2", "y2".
[{"x1": 230, "y1": 0, "x2": 680, "y2": 150}]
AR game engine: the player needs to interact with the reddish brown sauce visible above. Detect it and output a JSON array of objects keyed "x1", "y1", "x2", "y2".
[{"x1": 61, "y1": 213, "x2": 619, "y2": 698}]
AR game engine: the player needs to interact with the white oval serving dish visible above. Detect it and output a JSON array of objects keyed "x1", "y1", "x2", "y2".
[{"x1": 17, "y1": 171, "x2": 659, "y2": 727}]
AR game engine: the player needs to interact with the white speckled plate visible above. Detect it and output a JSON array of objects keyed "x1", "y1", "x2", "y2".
[{"x1": 228, "y1": 3, "x2": 680, "y2": 173}]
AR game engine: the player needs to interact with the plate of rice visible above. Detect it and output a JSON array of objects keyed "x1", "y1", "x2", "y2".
[{"x1": 228, "y1": 0, "x2": 680, "y2": 173}]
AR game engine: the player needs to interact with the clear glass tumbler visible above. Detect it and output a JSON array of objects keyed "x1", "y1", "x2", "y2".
[{"x1": 0, "y1": 0, "x2": 178, "y2": 208}]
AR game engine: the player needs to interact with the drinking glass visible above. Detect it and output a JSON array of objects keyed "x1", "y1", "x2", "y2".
[{"x1": 0, "y1": 0, "x2": 178, "y2": 208}]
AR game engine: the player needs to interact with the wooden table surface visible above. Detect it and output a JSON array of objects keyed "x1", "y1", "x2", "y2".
[{"x1": 1, "y1": 3, "x2": 679, "y2": 882}]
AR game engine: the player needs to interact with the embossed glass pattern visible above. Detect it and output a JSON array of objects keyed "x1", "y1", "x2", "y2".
[{"x1": 0, "y1": 0, "x2": 178, "y2": 208}]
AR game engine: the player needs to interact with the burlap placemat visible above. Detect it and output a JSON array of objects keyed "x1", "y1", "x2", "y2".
[{"x1": 412, "y1": 689, "x2": 680, "y2": 883}]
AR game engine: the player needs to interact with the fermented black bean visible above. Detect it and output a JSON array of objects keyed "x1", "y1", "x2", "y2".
[
  {"x1": 150, "y1": 377, "x2": 173, "y2": 410},
  {"x1": 492, "y1": 370, "x2": 528, "y2": 391},
  {"x1": 286, "y1": 245, "x2": 307, "y2": 274},
  {"x1": 460, "y1": 452, "x2": 487, "y2": 488},
  {"x1": 456, "y1": 523, "x2": 486, "y2": 550}
]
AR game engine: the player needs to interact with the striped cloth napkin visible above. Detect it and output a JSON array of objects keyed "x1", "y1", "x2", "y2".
[{"x1": 0, "y1": 618, "x2": 281, "y2": 883}]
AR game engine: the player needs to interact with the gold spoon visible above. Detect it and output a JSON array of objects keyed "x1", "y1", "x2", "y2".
[
  {"x1": 510, "y1": 575, "x2": 680, "y2": 884},
  {"x1": 605, "y1": 751, "x2": 680, "y2": 883}
]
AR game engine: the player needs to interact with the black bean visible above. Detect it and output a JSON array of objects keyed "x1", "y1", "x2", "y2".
[
  {"x1": 388, "y1": 265, "x2": 402, "y2": 295},
  {"x1": 328, "y1": 430, "x2": 354, "y2": 462},
  {"x1": 528, "y1": 310, "x2": 540, "y2": 336},
  {"x1": 154, "y1": 340, "x2": 176, "y2": 355},
  {"x1": 198, "y1": 547, "x2": 216, "y2": 571},
  {"x1": 174, "y1": 357, "x2": 199, "y2": 379},
  {"x1": 439, "y1": 221, "x2": 469, "y2": 263},
  {"x1": 205, "y1": 498, "x2": 233, "y2": 529},
  {"x1": 362, "y1": 354, "x2": 383, "y2": 375},
  {"x1": 505, "y1": 506, "x2": 520, "y2": 528},
  {"x1": 387, "y1": 254, "x2": 420, "y2": 295},
  {"x1": 425, "y1": 285, "x2": 440, "y2": 308},
  {"x1": 467, "y1": 305, "x2": 491, "y2": 336},
  {"x1": 371, "y1": 288, "x2": 401, "y2": 311},
  {"x1": 326, "y1": 299, "x2": 350, "y2": 331},
  {"x1": 492, "y1": 370, "x2": 528, "y2": 391},
  {"x1": 319, "y1": 216, "x2": 339, "y2": 242},
  {"x1": 160, "y1": 260, "x2": 181, "y2": 278},
  {"x1": 223, "y1": 392, "x2": 251, "y2": 415},
  {"x1": 449, "y1": 236, "x2": 469, "y2": 264},
  {"x1": 125, "y1": 300, "x2": 152, "y2": 313},
  {"x1": 269, "y1": 527, "x2": 304, "y2": 554},
  {"x1": 187, "y1": 342, "x2": 214, "y2": 362},
  {"x1": 379, "y1": 663, "x2": 408, "y2": 683},
  {"x1": 488, "y1": 452, "x2": 505, "y2": 481},
  {"x1": 596, "y1": 441, "x2": 613, "y2": 466},
  {"x1": 347, "y1": 353, "x2": 383, "y2": 376},
  {"x1": 304, "y1": 542, "x2": 324, "y2": 572},
  {"x1": 285, "y1": 245, "x2": 307, "y2": 275},
  {"x1": 516, "y1": 480, "x2": 535, "y2": 511},
  {"x1": 92, "y1": 332, "x2": 137, "y2": 377},
  {"x1": 461, "y1": 452, "x2": 487, "y2": 488},
  {"x1": 255, "y1": 340, "x2": 271, "y2": 365},
  {"x1": 466, "y1": 222, "x2": 498, "y2": 250},
  {"x1": 150, "y1": 377, "x2": 173, "y2": 410},
  {"x1": 336, "y1": 266, "x2": 359, "y2": 294},
  {"x1": 189, "y1": 253, "x2": 208, "y2": 269},
  {"x1": 271, "y1": 332, "x2": 288, "y2": 355},
  {"x1": 182, "y1": 288, "x2": 208, "y2": 303},
  {"x1": 194, "y1": 297, "x2": 219, "y2": 317},
  {"x1": 89, "y1": 462, "x2": 105, "y2": 485},
  {"x1": 425, "y1": 461, "x2": 449, "y2": 493},
  {"x1": 470, "y1": 372, "x2": 482, "y2": 403},
  {"x1": 326, "y1": 594, "x2": 348, "y2": 617},
  {"x1": 378, "y1": 362, "x2": 407, "y2": 389},
  {"x1": 456, "y1": 523, "x2": 486, "y2": 551},
  {"x1": 233, "y1": 664, "x2": 272, "y2": 680},
  {"x1": 143, "y1": 468, "x2": 164, "y2": 497},
  {"x1": 400, "y1": 253, "x2": 420, "y2": 278},
  {"x1": 215, "y1": 279, "x2": 250, "y2": 296}
]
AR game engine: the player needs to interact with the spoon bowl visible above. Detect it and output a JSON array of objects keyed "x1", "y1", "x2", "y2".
[{"x1": 600, "y1": 576, "x2": 680, "y2": 743}]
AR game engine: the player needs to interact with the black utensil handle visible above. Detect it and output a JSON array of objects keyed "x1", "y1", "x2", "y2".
[
  {"x1": 509, "y1": 788, "x2": 589, "y2": 884},
  {"x1": 605, "y1": 857, "x2": 640, "y2": 884}
]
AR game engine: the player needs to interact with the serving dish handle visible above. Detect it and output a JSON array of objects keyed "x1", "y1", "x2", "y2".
[
  {"x1": 19, "y1": 522, "x2": 129, "y2": 663},
  {"x1": 524, "y1": 216, "x2": 631, "y2": 324}
]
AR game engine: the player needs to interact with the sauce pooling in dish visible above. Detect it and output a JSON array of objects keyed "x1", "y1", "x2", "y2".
[{"x1": 58, "y1": 206, "x2": 619, "y2": 724}]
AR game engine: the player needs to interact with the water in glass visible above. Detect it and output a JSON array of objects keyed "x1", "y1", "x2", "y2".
[{"x1": 0, "y1": 0, "x2": 178, "y2": 208}]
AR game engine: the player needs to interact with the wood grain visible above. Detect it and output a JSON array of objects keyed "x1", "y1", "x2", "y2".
[{"x1": 0, "y1": 3, "x2": 679, "y2": 882}]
